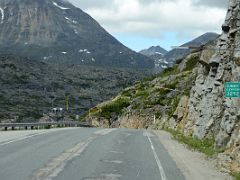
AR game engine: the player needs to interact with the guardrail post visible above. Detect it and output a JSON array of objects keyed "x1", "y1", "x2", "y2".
[{"x1": 0, "y1": 121, "x2": 91, "y2": 131}]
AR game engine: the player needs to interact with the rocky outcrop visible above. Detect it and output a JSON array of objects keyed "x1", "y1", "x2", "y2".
[
  {"x1": 170, "y1": 0, "x2": 240, "y2": 172},
  {"x1": 169, "y1": 96, "x2": 189, "y2": 129}
]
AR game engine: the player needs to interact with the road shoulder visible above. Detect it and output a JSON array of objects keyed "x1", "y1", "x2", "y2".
[{"x1": 154, "y1": 130, "x2": 232, "y2": 180}]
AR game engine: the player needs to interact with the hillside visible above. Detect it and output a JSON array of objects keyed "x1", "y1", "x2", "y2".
[
  {"x1": 0, "y1": 0, "x2": 153, "y2": 69},
  {"x1": 86, "y1": 52, "x2": 200, "y2": 128},
  {"x1": 0, "y1": 55, "x2": 149, "y2": 123}
]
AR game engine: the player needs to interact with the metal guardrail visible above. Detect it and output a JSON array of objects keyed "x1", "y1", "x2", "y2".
[{"x1": 0, "y1": 121, "x2": 92, "y2": 130}]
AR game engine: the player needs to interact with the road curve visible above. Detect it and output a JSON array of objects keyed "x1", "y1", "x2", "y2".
[{"x1": 0, "y1": 128, "x2": 185, "y2": 180}]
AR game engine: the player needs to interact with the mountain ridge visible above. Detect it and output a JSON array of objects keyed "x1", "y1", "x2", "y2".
[
  {"x1": 139, "y1": 46, "x2": 168, "y2": 56},
  {"x1": 163, "y1": 32, "x2": 219, "y2": 66},
  {"x1": 0, "y1": 0, "x2": 154, "y2": 69}
]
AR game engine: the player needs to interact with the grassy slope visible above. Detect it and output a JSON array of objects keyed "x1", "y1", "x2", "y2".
[{"x1": 86, "y1": 53, "x2": 199, "y2": 128}]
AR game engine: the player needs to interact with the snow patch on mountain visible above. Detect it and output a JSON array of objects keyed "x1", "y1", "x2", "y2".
[
  {"x1": 52, "y1": 1, "x2": 70, "y2": 10},
  {"x1": 65, "y1": 17, "x2": 77, "y2": 24},
  {"x1": 0, "y1": 7, "x2": 4, "y2": 24}
]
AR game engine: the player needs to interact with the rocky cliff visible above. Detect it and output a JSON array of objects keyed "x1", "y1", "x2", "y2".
[{"x1": 172, "y1": 0, "x2": 240, "y2": 172}]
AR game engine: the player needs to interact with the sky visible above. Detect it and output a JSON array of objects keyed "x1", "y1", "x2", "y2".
[{"x1": 68, "y1": 0, "x2": 229, "y2": 51}]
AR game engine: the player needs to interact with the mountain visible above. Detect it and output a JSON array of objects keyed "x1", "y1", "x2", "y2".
[
  {"x1": 139, "y1": 46, "x2": 169, "y2": 72},
  {"x1": 139, "y1": 33, "x2": 219, "y2": 73},
  {"x1": 0, "y1": 0, "x2": 154, "y2": 122},
  {"x1": 139, "y1": 46, "x2": 168, "y2": 57},
  {"x1": 163, "y1": 32, "x2": 219, "y2": 67},
  {"x1": 0, "y1": 0, "x2": 154, "y2": 69}
]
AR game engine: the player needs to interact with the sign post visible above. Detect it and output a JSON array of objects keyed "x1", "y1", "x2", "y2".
[{"x1": 225, "y1": 82, "x2": 240, "y2": 98}]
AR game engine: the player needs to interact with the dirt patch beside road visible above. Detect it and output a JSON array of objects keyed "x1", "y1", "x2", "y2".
[{"x1": 154, "y1": 130, "x2": 232, "y2": 180}]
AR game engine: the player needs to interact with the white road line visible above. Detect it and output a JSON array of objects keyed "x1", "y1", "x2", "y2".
[
  {"x1": 94, "y1": 128, "x2": 116, "y2": 135},
  {"x1": 31, "y1": 129, "x2": 118, "y2": 180},
  {"x1": 137, "y1": 169, "x2": 141, "y2": 177},
  {"x1": 146, "y1": 131, "x2": 167, "y2": 180},
  {"x1": 0, "y1": 131, "x2": 49, "y2": 146},
  {"x1": 102, "y1": 160, "x2": 123, "y2": 164},
  {"x1": 109, "y1": 150, "x2": 124, "y2": 154},
  {"x1": 0, "y1": 128, "x2": 78, "y2": 146},
  {"x1": 31, "y1": 136, "x2": 96, "y2": 180}
]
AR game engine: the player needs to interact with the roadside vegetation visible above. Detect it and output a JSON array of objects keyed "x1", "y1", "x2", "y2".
[
  {"x1": 165, "y1": 128, "x2": 225, "y2": 157},
  {"x1": 231, "y1": 172, "x2": 240, "y2": 180},
  {"x1": 99, "y1": 98, "x2": 130, "y2": 119}
]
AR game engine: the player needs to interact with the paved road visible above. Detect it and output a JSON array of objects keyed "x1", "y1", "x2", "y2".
[{"x1": 0, "y1": 128, "x2": 185, "y2": 180}]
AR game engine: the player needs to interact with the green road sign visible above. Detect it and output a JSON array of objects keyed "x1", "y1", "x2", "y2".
[{"x1": 225, "y1": 82, "x2": 240, "y2": 98}]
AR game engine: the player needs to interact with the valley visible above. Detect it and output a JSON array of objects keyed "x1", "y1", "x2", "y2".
[{"x1": 0, "y1": 55, "x2": 150, "y2": 122}]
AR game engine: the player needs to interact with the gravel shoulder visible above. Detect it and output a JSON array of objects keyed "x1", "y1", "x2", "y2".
[{"x1": 154, "y1": 130, "x2": 232, "y2": 180}]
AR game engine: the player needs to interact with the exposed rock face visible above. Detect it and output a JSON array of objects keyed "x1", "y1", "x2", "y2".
[
  {"x1": 0, "y1": 0, "x2": 153, "y2": 69},
  {"x1": 175, "y1": 0, "x2": 240, "y2": 172},
  {"x1": 169, "y1": 96, "x2": 189, "y2": 129}
]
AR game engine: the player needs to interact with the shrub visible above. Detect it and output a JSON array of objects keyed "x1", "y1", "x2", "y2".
[
  {"x1": 165, "y1": 81, "x2": 178, "y2": 90},
  {"x1": 231, "y1": 172, "x2": 240, "y2": 180},
  {"x1": 134, "y1": 90, "x2": 149, "y2": 99},
  {"x1": 176, "y1": 58, "x2": 184, "y2": 64},
  {"x1": 234, "y1": 57, "x2": 240, "y2": 66},
  {"x1": 160, "y1": 66, "x2": 178, "y2": 77},
  {"x1": 100, "y1": 98, "x2": 130, "y2": 119},
  {"x1": 142, "y1": 74, "x2": 158, "y2": 82},
  {"x1": 13, "y1": 74, "x2": 29, "y2": 84},
  {"x1": 168, "y1": 96, "x2": 181, "y2": 118},
  {"x1": 121, "y1": 89, "x2": 134, "y2": 97},
  {"x1": 155, "y1": 110, "x2": 162, "y2": 119},
  {"x1": 184, "y1": 55, "x2": 199, "y2": 71}
]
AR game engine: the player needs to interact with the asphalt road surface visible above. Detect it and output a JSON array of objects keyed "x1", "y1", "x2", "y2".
[{"x1": 0, "y1": 128, "x2": 185, "y2": 180}]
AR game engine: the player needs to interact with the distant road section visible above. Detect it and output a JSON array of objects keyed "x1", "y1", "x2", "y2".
[{"x1": 0, "y1": 128, "x2": 184, "y2": 180}]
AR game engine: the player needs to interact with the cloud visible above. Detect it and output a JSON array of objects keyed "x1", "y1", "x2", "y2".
[
  {"x1": 80, "y1": 0, "x2": 225, "y2": 36},
  {"x1": 192, "y1": 0, "x2": 228, "y2": 9},
  {"x1": 68, "y1": 0, "x2": 228, "y2": 49},
  {"x1": 69, "y1": 0, "x2": 228, "y2": 9}
]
